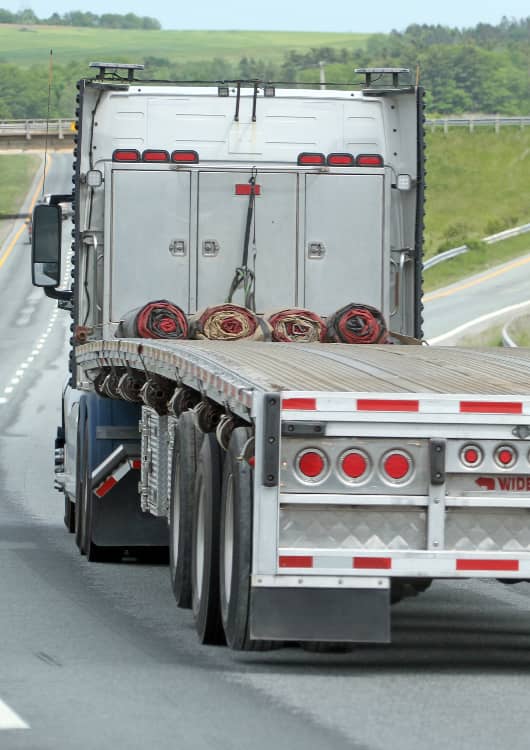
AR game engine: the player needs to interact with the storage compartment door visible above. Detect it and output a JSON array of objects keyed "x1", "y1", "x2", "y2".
[
  {"x1": 197, "y1": 171, "x2": 297, "y2": 311},
  {"x1": 110, "y1": 170, "x2": 191, "y2": 321},
  {"x1": 304, "y1": 174, "x2": 384, "y2": 315}
]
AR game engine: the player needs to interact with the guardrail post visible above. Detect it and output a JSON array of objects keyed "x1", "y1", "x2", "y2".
[
  {"x1": 443, "y1": 119, "x2": 448, "y2": 134},
  {"x1": 469, "y1": 119, "x2": 474, "y2": 133},
  {"x1": 58, "y1": 119, "x2": 63, "y2": 139},
  {"x1": 495, "y1": 116, "x2": 500, "y2": 134},
  {"x1": 25, "y1": 120, "x2": 30, "y2": 140}
]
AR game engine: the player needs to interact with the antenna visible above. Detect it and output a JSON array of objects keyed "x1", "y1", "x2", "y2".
[{"x1": 42, "y1": 49, "x2": 53, "y2": 197}]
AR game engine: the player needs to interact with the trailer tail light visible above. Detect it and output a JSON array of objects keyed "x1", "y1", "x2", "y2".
[
  {"x1": 495, "y1": 445, "x2": 517, "y2": 468},
  {"x1": 142, "y1": 149, "x2": 170, "y2": 162},
  {"x1": 297, "y1": 152, "x2": 326, "y2": 166},
  {"x1": 171, "y1": 150, "x2": 199, "y2": 163},
  {"x1": 296, "y1": 449, "x2": 327, "y2": 481},
  {"x1": 112, "y1": 149, "x2": 141, "y2": 162},
  {"x1": 327, "y1": 153, "x2": 355, "y2": 166},
  {"x1": 382, "y1": 451, "x2": 412, "y2": 481},
  {"x1": 357, "y1": 154, "x2": 384, "y2": 167},
  {"x1": 461, "y1": 444, "x2": 483, "y2": 467},
  {"x1": 340, "y1": 450, "x2": 369, "y2": 480}
]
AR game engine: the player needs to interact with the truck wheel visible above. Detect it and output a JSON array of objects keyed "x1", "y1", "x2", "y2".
[
  {"x1": 191, "y1": 433, "x2": 225, "y2": 645},
  {"x1": 169, "y1": 411, "x2": 201, "y2": 609},
  {"x1": 64, "y1": 497, "x2": 76, "y2": 533},
  {"x1": 219, "y1": 427, "x2": 276, "y2": 651}
]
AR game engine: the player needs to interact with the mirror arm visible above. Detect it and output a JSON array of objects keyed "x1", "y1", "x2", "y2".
[{"x1": 45, "y1": 287, "x2": 73, "y2": 302}]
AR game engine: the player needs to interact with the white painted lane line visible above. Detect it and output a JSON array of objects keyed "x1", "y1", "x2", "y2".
[
  {"x1": 429, "y1": 299, "x2": 530, "y2": 344},
  {"x1": 0, "y1": 698, "x2": 29, "y2": 730}
]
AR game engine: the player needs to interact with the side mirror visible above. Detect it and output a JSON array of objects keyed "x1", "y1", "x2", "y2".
[{"x1": 31, "y1": 203, "x2": 62, "y2": 287}]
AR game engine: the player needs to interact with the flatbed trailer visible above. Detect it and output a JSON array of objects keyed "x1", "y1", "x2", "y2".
[{"x1": 75, "y1": 340, "x2": 530, "y2": 645}]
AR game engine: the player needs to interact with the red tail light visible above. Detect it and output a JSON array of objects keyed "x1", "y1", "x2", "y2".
[
  {"x1": 340, "y1": 450, "x2": 369, "y2": 480},
  {"x1": 357, "y1": 154, "x2": 384, "y2": 167},
  {"x1": 297, "y1": 152, "x2": 326, "y2": 166},
  {"x1": 142, "y1": 149, "x2": 170, "y2": 162},
  {"x1": 171, "y1": 150, "x2": 199, "y2": 163},
  {"x1": 461, "y1": 444, "x2": 483, "y2": 467},
  {"x1": 297, "y1": 450, "x2": 327, "y2": 480},
  {"x1": 327, "y1": 153, "x2": 355, "y2": 166},
  {"x1": 382, "y1": 451, "x2": 412, "y2": 481},
  {"x1": 112, "y1": 149, "x2": 140, "y2": 162},
  {"x1": 495, "y1": 445, "x2": 516, "y2": 467}
]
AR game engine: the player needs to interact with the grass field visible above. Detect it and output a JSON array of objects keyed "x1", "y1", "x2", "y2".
[
  {"x1": 506, "y1": 314, "x2": 530, "y2": 346},
  {"x1": 0, "y1": 25, "x2": 370, "y2": 66},
  {"x1": 0, "y1": 153, "x2": 40, "y2": 217},
  {"x1": 424, "y1": 128, "x2": 530, "y2": 258}
]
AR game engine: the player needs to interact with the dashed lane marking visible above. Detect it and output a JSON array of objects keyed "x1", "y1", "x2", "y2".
[{"x1": 0, "y1": 698, "x2": 29, "y2": 730}]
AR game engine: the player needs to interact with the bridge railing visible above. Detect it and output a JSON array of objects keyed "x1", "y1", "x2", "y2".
[{"x1": 0, "y1": 119, "x2": 73, "y2": 138}]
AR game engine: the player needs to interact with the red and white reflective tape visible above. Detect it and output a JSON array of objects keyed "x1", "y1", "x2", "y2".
[
  {"x1": 281, "y1": 395, "x2": 528, "y2": 416},
  {"x1": 278, "y1": 554, "x2": 523, "y2": 575},
  {"x1": 94, "y1": 458, "x2": 141, "y2": 498}
]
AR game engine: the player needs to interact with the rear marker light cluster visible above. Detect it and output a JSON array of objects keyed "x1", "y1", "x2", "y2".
[
  {"x1": 459, "y1": 443, "x2": 526, "y2": 469},
  {"x1": 294, "y1": 447, "x2": 414, "y2": 485},
  {"x1": 297, "y1": 152, "x2": 384, "y2": 167},
  {"x1": 112, "y1": 149, "x2": 200, "y2": 163},
  {"x1": 495, "y1": 445, "x2": 517, "y2": 468}
]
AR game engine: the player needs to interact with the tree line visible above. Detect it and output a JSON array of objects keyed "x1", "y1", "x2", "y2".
[
  {"x1": 0, "y1": 8, "x2": 160, "y2": 29},
  {"x1": 0, "y1": 17, "x2": 528, "y2": 118}
]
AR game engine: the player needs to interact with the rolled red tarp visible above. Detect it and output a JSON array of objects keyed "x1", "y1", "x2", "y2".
[
  {"x1": 117, "y1": 300, "x2": 188, "y2": 339},
  {"x1": 266, "y1": 308, "x2": 326, "y2": 343},
  {"x1": 326, "y1": 303, "x2": 389, "y2": 344},
  {"x1": 190, "y1": 304, "x2": 271, "y2": 341}
]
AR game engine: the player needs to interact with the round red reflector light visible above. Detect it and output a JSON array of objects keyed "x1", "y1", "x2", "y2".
[
  {"x1": 462, "y1": 445, "x2": 482, "y2": 466},
  {"x1": 497, "y1": 447, "x2": 515, "y2": 466},
  {"x1": 341, "y1": 451, "x2": 368, "y2": 479},
  {"x1": 383, "y1": 452, "x2": 411, "y2": 480},
  {"x1": 298, "y1": 451, "x2": 325, "y2": 478}
]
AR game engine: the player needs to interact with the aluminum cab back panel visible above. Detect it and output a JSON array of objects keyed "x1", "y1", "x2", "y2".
[
  {"x1": 197, "y1": 171, "x2": 298, "y2": 310},
  {"x1": 304, "y1": 174, "x2": 384, "y2": 312},
  {"x1": 110, "y1": 170, "x2": 191, "y2": 320}
]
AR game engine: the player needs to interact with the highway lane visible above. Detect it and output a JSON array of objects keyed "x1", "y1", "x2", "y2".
[
  {"x1": 2, "y1": 157, "x2": 530, "y2": 749},
  {"x1": 422, "y1": 251, "x2": 530, "y2": 339}
]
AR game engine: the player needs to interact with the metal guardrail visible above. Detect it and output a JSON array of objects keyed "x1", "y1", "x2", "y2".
[
  {"x1": 424, "y1": 223, "x2": 530, "y2": 270},
  {"x1": 426, "y1": 116, "x2": 530, "y2": 133},
  {"x1": 0, "y1": 119, "x2": 73, "y2": 138},
  {"x1": 502, "y1": 323, "x2": 518, "y2": 348},
  {"x1": 0, "y1": 116, "x2": 528, "y2": 138}
]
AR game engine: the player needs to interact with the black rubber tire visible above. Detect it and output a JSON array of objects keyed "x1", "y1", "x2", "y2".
[
  {"x1": 301, "y1": 642, "x2": 353, "y2": 653},
  {"x1": 169, "y1": 412, "x2": 201, "y2": 609},
  {"x1": 64, "y1": 496, "x2": 76, "y2": 533},
  {"x1": 75, "y1": 419, "x2": 87, "y2": 554},
  {"x1": 219, "y1": 427, "x2": 276, "y2": 651},
  {"x1": 191, "y1": 433, "x2": 225, "y2": 645}
]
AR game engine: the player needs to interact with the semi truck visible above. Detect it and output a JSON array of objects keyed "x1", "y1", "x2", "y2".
[{"x1": 31, "y1": 62, "x2": 530, "y2": 649}]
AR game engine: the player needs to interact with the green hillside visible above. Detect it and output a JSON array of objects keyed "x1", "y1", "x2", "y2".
[{"x1": 0, "y1": 25, "x2": 370, "y2": 66}]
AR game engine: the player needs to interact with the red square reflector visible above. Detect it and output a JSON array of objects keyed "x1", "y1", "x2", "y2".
[
  {"x1": 460, "y1": 401, "x2": 522, "y2": 414},
  {"x1": 357, "y1": 399, "x2": 419, "y2": 412},
  {"x1": 279, "y1": 555, "x2": 314, "y2": 568},
  {"x1": 282, "y1": 398, "x2": 317, "y2": 410},
  {"x1": 456, "y1": 558, "x2": 519, "y2": 571},
  {"x1": 235, "y1": 183, "x2": 261, "y2": 196},
  {"x1": 353, "y1": 556, "x2": 392, "y2": 569}
]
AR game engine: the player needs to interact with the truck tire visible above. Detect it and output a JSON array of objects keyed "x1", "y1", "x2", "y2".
[
  {"x1": 64, "y1": 497, "x2": 76, "y2": 533},
  {"x1": 75, "y1": 417, "x2": 87, "y2": 554},
  {"x1": 191, "y1": 433, "x2": 225, "y2": 645},
  {"x1": 219, "y1": 427, "x2": 276, "y2": 651},
  {"x1": 169, "y1": 411, "x2": 201, "y2": 609}
]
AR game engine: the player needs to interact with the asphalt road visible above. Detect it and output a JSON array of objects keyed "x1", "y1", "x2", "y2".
[
  {"x1": 422, "y1": 252, "x2": 530, "y2": 340},
  {"x1": 2, "y1": 154, "x2": 530, "y2": 750}
]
